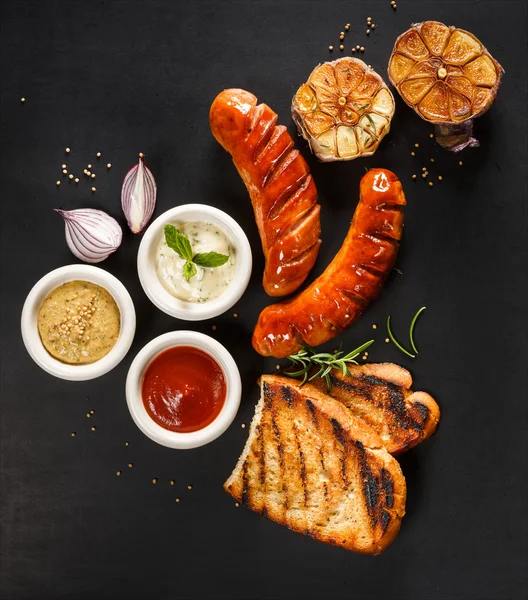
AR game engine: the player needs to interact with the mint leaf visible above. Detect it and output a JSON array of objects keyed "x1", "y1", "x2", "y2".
[
  {"x1": 192, "y1": 252, "x2": 229, "y2": 268},
  {"x1": 164, "y1": 224, "x2": 193, "y2": 261},
  {"x1": 182, "y1": 261, "x2": 197, "y2": 281}
]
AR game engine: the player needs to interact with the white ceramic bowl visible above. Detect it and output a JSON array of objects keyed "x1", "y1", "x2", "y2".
[
  {"x1": 125, "y1": 331, "x2": 241, "y2": 449},
  {"x1": 21, "y1": 265, "x2": 136, "y2": 381},
  {"x1": 137, "y1": 204, "x2": 252, "y2": 320}
]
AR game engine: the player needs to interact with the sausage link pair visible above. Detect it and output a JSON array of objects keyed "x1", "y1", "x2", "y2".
[
  {"x1": 210, "y1": 89, "x2": 321, "y2": 297},
  {"x1": 252, "y1": 169, "x2": 406, "y2": 358}
]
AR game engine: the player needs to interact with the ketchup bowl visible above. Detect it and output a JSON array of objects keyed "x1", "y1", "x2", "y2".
[{"x1": 125, "y1": 331, "x2": 241, "y2": 449}]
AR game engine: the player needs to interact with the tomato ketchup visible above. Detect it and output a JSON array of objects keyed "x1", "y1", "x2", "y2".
[{"x1": 141, "y1": 346, "x2": 226, "y2": 433}]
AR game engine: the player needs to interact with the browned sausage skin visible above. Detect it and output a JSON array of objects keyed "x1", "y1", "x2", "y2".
[
  {"x1": 252, "y1": 168, "x2": 406, "y2": 358},
  {"x1": 209, "y1": 89, "x2": 321, "y2": 297}
]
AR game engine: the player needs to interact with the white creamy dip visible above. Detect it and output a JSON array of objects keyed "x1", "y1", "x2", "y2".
[{"x1": 156, "y1": 221, "x2": 236, "y2": 303}]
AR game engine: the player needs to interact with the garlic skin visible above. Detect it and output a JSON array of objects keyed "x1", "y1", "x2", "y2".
[
  {"x1": 121, "y1": 157, "x2": 157, "y2": 234},
  {"x1": 55, "y1": 208, "x2": 122, "y2": 263}
]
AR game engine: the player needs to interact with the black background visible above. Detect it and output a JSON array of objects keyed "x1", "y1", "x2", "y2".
[{"x1": 1, "y1": 1, "x2": 527, "y2": 599}]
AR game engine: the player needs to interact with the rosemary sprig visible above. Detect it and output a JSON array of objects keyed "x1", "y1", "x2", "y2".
[
  {"x1": 283, "y1": 340, "x2": 375, "y2": 390},
  {"x1": 386, "y1": 315, "x2": 415, "y2": 358},
  {"x1": 409, "y1": 306, "x2": 426, "y2": 354},
  {"x1": 386, "y1": 306, "x2": 427, "y2": 358}
]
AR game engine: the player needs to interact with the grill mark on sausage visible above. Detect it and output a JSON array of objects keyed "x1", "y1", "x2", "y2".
[
  {"x1": 279, "y1": 238, "x2": 321, "y2": 269},
  {"x1": 376, "y1": 203, "x2": 405, "y2": 214},
  {"x1": 262, "y1": 143, "x2": 295, "y2": 187},
  {"x1": 266, "y1": 172, "x2": 310, "y2": 220},
  {"x1": 253, "y1": 118, "x2": 282, "y2": 164},
  {"x1": 341, "y1": 287, "x2": 371, "y2": 307},
  {"x1": 263, "y1": 149, "x2": 300, "y2": 189},
  {"x1": 245, "y1": 104, "x2": 265, "y2": 138},
  {"x1": 366, "y1": 232, "x2": 401, "y2": 246}
]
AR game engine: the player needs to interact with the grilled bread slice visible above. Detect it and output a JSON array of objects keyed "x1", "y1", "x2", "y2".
[
  {"x1": 309, "y1": 363, "x2": 440, "y2": 455},
  {"x1": 224, "y1": 374, "x2": 406, "y2": 555}
]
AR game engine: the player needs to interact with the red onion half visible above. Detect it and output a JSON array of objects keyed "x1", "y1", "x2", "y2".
[
  {"x1": 55, "y1": 208, "x2": 123, "y2": 263},
  {"x1": 121, "y1": 157, "x2": 157, "y2": 234}
]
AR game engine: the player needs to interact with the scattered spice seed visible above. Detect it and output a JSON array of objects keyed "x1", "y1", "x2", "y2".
[
  {"x1": 372, "y1": 324, "x2": 377, "y2": 329},
  {"x1": 87, "y1": 164, "x2": 92, "y2": 169},
  {"x1": 71, "y1": 432, "x2": 76, "y2": 437},
  {"x1": 86, "y1": 413, "x2": 91, "y2": 418},
  {"x1": 360, "y1": 46, "x2": 365, "y2": 52},
  {"x1": 175, "y1": 498, "x2": 180, "y2": 503},
  {"x1": 415, "y1": 143, "x2": 420, "y2": 148},
  {"x1": 65, "y1": 147, "x2": 70, "y2": 153},
  {"x1": 86, "y1": 171, "x2": 91, "y2": 176},
  {"x1": 211, "y1": 325, "x2": 217, "y2": 330},
  {"x1": 412, "y1": 174, "x2": 417, "y2": 180},
  {"x1": 116, "y1": 470, "x2": 122, "y2": 476},
  {"x1": 91, "y1": 187, "x2": 96, "y2": 192},
  {"x1": 128, "y1": 463, "x2": 133, "y2": 468},
  {"x1": 276, "y1": 364, "x2": 281, "y2": 370},
  {"x1": 422, "y1": 167, "x2": 427, "y2": 171},
  {"x1": 233, "y1": 313, "x2": 239, "y2": 318},
  {"x1": 430, "y1": 133, "x2": 434, "y2": 138},
  {"x1": 422, "y1": 174, "x2": 427, "y2": 179},
  {"x1": 61, "y1": 164, "x2": 67, "y2": 169},
  {"x1": 430, "y1": 158, "x2": 435, "y2": 163},
  {"x1": 125, "y1": 442, "x2": 129, "y2": 446},
  {"x1": 356, "y1": 45, "x2": 360, "y2": 49},
  {"x1": 170, "y1": 480, "x2": 175, "y2": 486},
  {"x1": 345, "y1": 24, "x2": 350, "y2": 31},
  {"x1": 429, "y1": 182, "x2": 433, "y2": 187},
  {"x1": 91, "y1": 174, "x2": 96, "y2": 179},
  {"x1": 91, "y1": 426, "x2": 96, "y2": 431},
  {"x1": 74, "y1": 177, "x2": 79, "y2": 183},
  {"x1": 438, "y1": 175, "x2": 443, "y2": 181},
  {"x1": 235, "y1": 502, "x2": 240, "y2": 507},
  {"x1": 90, "y1": 410, "x2": 95, "y2": 414},
  {"x1": 187, "y1": 485, "x2": 193, "y2": 490},
  {"x1": 107, "y1": 163, "x2": 112, "y2": 169},
  {"x1": 139, "y1": 152, "x2": 144, "y2": 158},
  {"x1": 459, "y1": 160, "x2": 463, "y2": 165},
  {"x1": 83, "y1": 169, "x2": 88, "y2": 175},
  {"x1": 385, "y1": 337, "x2": 390, "y2": 343},
  {"x1": 241, "y1": 423, "x2": 246, "y2": 428},
  {"x1": 411, "y1": 152, "x2": 415, "y2": 156},
  {"x1": 68, "y1": 174, "x2": 73, "y2": 180},
  {"x1": 366, "y1": 30, "x2": 370, "y2": 35},
  {"x1": 152, "y1": 478, "x2": 158, "y2": 484},
  {"x1": 329, "y1": 45, "x2": 334, "y2": 51},
  {"x1": 96, "y1": 152, "x2": 101, "y2": 158},
  {"x1": 352, "y1": 48, "x2": 356, "y2": 53},
  {"x1": 340, "y1": 34, "x2": 344, "y2": 41},
  {"x1": 56, "y1": 181, "x2": 61, "y2": 186},
  {"x1": 371, "y1": 24, "x2": 376, "y2": 29},
  {"x1": 340, "y1": 45, "x2": 344, "y2": 50},
  {"x1": 62, "y1": 169, "x2": 67, "y2": 175},
  {"x1": 21, "y1": 97, "x2": 26, "y2": 103}
]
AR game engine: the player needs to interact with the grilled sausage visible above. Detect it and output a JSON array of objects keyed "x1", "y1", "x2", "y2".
[
  {"x1": 209, "y1": 89, "x2": 321, "y2": 297},
  {"x1": 252, "y1": 168, "x2": 406, "y2": 358}
]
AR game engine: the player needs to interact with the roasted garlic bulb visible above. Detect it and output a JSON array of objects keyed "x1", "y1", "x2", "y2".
[
  {"x1": 388, "y1": 21, "x2": 504, "y2": 151},
  {"x1": 292, "y1": 57, "x2": 395, "y2": 162}
]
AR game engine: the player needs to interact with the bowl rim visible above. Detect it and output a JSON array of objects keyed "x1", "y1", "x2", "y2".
[
  {"x1": 125, "y1": 330, "x2": 241, "y2": 449},
  {"x1": 20, "y1": 264, "x2": 136, "y2": 381},
  {"x1": 137, "y1": 204, "x2": 252, "y2": 321}
]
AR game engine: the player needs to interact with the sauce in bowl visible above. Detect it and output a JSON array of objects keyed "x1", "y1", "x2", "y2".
[{"x1": 141, "y1": 346, "x2": 226, "y2": 433}]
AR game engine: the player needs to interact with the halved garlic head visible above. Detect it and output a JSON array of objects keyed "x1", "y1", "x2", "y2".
[
  {"x1": 388, "y1": 21, "x2": 503, "y2": 124},
  {"x1": 292, "y1": 58, "x2": 395, "y2": 162}
]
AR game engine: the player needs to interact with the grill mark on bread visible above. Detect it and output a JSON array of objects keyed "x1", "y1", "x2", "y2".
[
  {"x1": 413, "y1": 401, "x2": 430, "y2": 422},
  {"x1": 355, "y1": 441, "x2": 383, "y2": 529},
  {"x1": 242, "y1": 461, "x2": 250, "y2": 506},
  {"x1": 281, "y1": 385, "x2": 294, "y2": 407},
  {"x1": 381, "y1": 468, "x2": 394, "y2": 509}
]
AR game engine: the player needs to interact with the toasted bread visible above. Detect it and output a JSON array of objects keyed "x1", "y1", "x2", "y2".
[
  {"x1": 309, "y1": 363, "x2": 440, "y2": 455},
  {"x1": 224, "y1": 375, "x2": 406, "y2": 555}
]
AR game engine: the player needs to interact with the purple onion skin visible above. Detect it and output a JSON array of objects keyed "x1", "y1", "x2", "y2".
[
  {"x1": 434, "y1": 121, "x2": 480, "y2": 152},
  {"x1": 121, "y1": 158, "x2": 157, "y2": 234}
]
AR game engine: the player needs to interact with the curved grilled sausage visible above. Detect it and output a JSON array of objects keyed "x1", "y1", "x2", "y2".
[
  {"x1": 209, "y1": 89, "x2": 321, "y2": 297},
  {"x1": 252, "y1": 168, "x2": 406, "y2": 358}
]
